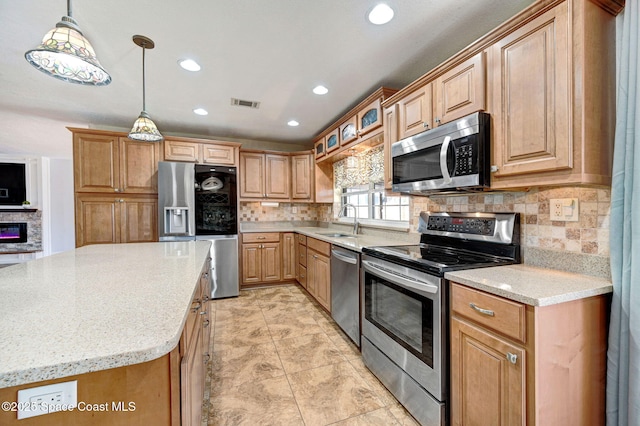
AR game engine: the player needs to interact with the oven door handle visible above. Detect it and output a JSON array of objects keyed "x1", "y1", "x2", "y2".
[
  {"x1": 439, "y1": 135, "x2": 452, "y2": 184},
  {"x1": 362, "y1": 260, "x2": 438, "y2": 296}
]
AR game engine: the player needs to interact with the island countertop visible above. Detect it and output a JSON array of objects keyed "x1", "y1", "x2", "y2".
[{"x1": 0, "y1": 241, "x2": 211, "y2": 389}]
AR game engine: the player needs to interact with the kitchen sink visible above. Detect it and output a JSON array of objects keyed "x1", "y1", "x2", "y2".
[{"x1": 318, "y1": 232, "x2": 354, "y2": 238}]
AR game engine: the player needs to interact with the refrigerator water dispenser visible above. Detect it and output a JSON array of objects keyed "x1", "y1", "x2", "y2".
[{"x1": 165, "y1": 207, "x2": 190, "y2": 235}]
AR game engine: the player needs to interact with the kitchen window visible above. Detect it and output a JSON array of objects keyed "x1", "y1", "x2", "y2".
[
  {"x1": 341, "y1": 182, "x2": 409, "y2": 222},
  {"x1": 333, "y1": 145, "x2": 409, "y2": 225}
]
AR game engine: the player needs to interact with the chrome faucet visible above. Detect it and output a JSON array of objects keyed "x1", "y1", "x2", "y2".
[{"x1": 338, "y1": 203, "x2": 359, "y2": 235}]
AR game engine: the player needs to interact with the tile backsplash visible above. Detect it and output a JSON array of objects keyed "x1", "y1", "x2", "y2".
[
  {"x1": 410, "y1": 187, "x2": 611, "y2": 257},
  {"x1": 240, "y1": 202, "x2": 333, "y2": 222}
]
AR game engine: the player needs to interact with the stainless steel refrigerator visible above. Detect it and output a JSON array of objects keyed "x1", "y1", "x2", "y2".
[{"x1": 158, "y1": 161, "x2": 239, "y2": 299}]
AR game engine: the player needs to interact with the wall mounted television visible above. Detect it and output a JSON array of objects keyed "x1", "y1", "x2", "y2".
[{"x1": 0, "y1": 163, "x2": 27, "y2": 206}]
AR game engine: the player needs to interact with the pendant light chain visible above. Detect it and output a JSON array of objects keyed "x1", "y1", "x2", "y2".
[
  {"x1": 67, "y1": 0, "x2": 73, "y2": 18},
  {"x1": 142, "y1": 44, "x2": 146, "y2": 112}
]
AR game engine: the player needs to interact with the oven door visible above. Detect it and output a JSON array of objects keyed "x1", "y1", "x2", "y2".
[{"x1": 361, "y1": 254, "x2": 446, "y2": 400}]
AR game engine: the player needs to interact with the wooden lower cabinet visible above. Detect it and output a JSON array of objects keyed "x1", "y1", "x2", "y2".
[
  {"x1": 451, "y1": 317, "x2": 525, "y2": 425},
  {"x1": 282, "y1": 233, "x2": 296, "y2": 280},
  {"x1": 450, "y1": 282, "x2": 609, "y2": 426},
  {"x1": 241, "y1": 233, "x2": 287, "y2": 286},
  {"x1": 0, "y1": 261, "x2": 211, "y2": 426},
  {"x1": 305, "y1": 237, "x2": 331, "y2": 311},
  {"x1": 75, "y1": 194, "x2": 157, "y2": 247}
]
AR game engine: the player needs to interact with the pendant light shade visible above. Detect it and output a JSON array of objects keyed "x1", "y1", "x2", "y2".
[
  {"x1": 24, "y1": 1, "x2": 111, "y2": 85},
  {"x1": 128, "y1": 35, "x2": 163, "y2": 142}
]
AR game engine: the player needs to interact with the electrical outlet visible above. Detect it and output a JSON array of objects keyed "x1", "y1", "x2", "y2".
[
  {"x1": 292, "y1": 206, "x2": 297, "y2": 214},
  {"x1": 17, "y1": 380, "x2": 77, "y2": 419},
  {"x1": 550, "y1": 198, "x2": 579, "y2": 222}
]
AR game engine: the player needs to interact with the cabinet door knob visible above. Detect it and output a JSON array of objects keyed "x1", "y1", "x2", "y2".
[
  {"x1": 435, "y1": 117, "x2": 441, "y2": 124},
  {"x1": 469, "y1": 303, "x2": 494, "y2": 316},
  {"x1": 114, "y1": 188, "x2": 120, "y2": 192},
  {"x1": 423, "y1": 122, "x2": 429, "y2": 128},
  {"x1": 490, "y1": 165, "x2": 499, "y2": 173},
  {"x1": 203, "y1": 319, "x2": 210, "y2": 327},
  {"x1": 506, "y1": 352, "x2": 518, "y2": 364}
]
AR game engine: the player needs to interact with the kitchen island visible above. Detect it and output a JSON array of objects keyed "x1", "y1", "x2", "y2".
[{"x1": 0, "y1": 241, "x2": 211, "y2": 425}]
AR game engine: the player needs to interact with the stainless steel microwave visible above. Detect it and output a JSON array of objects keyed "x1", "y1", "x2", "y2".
[{"x1": 392, "y1": 112, "x2": 490, "y2": 195}]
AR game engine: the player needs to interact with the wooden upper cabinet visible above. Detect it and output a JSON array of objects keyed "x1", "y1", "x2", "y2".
[
  {"x1": 291, "y1": 153, "x2": 313, "y2": 200},
  {"x1": 486, "y1": 0, "x2": 615, "y2": 188},
  {"x1": 164, "y1": 139, "x2": 199, "y2": 163},
  {"x1": 433, "y1": 52, "x2": 486, "y2": 126},
  {"x1": 164, "y1": 138, "x2": 239, "y2": 166},
  {"x1": 201, "y1": 144, "x2": 236, "y2": 165},
  {"x1": 120, "y1": 137, "x2": 160, "y2": 193},
  {"x1": 383, "y1": 105, "x2": 399, "y2": 190},
  {"x1": 314, "y1": 137, "x2": 325, "y2": 159},
  {"x1": 488, "y1": 3, "x2": 571, "y2": 179},
  {"x1": 325, "y1": 129, "x2": 340, "y2": 153},
  {"x1": 398, "y1": 85, "x2": 433, "y2": 139},
  {"x1": 265, "y1": 154, "x2": 290, "y2": 199},
  {"x1": 340, "y1": 115, "x2": 358, "y2": 147},
  {"x1": 341, "y1": 97, "x2": 384, "y2": 147},
  {"x1": 357, "y1": 98, "x2": 383, "y2": 138},
  {"x1": 239, "y1": 152, "x2": 265, "y2": 198},
  {"x1": 73, "y1": 132, "x2": 159, "y2": 194},
  {"x1": 73, "y1": 133, "x2": 120, "y2": 193},
  {"x1": 239, "y1": 152, "x2": 291, "y2": 200}
]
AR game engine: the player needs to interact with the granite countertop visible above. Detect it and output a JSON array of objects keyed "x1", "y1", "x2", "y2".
[
  {"x1": 0, "y1": 241, "x2": 211, "y2": 388},
  {"x1": 240, "y1": 223, "x2": 417, "y2": 252},
  {"x1": 445, "y1": 264, "x2": 613, "y2": 307}
]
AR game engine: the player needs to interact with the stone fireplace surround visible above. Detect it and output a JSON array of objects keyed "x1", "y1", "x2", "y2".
[{"x1": 0, "y1": 210, "x2": 42, "y2": 253}]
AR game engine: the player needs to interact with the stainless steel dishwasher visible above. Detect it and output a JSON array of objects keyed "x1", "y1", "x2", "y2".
[{"x1": 330, "y1": 246, "x2": 361, "y2": 347}]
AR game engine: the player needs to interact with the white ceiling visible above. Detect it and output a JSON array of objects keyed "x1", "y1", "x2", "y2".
[{"x1": 0, "y1": 0, "x2": 535, "y2": 148}]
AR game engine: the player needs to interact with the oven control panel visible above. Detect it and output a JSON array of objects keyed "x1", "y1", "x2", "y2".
[{"x1": 426, "y1": 216, "x2": 495, "y2": 235}]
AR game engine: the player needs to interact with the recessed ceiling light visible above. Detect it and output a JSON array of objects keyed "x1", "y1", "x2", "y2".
[
  {"x1": 178, "y1": 59, "x2": 201, "y2": 72},
  {"x1": 193, "y1": 108, "x2": 208, "y2": 116},
  {"x1": 287, "y1": 120, "x2": 299, "y2": 127},
  {"x1": 313, "y1": 85, "x2": 329, "y2": 95},
  {"x1": 368, "y1": 4, "x2": 394, "y2": 25}
]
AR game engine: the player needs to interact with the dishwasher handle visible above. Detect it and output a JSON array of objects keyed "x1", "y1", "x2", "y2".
[{"x1": 331, "y1": 249, "x2": 358, "y2": 265}]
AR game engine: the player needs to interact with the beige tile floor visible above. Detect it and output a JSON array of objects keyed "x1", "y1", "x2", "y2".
[{"x1": 205, "y1": 284, "x2": 420, "y2": 426}]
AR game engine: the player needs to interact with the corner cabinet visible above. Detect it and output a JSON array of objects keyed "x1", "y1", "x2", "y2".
[
  {"x1": 487, "y1": 0, "x2": 615, "y2": 188},
  {"x1": 450, "y1": 282, "x2": 608, "y2": 425},
  {"x1": 71, "y1": 128, "x2": 160, "y2": 248}
]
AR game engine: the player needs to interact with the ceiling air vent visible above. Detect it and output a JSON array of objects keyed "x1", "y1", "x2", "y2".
[{"x1": 230, "y1": 98, "x2": 260, "y2": 109}]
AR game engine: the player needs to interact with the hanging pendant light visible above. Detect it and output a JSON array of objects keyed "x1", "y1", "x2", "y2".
[
  {"x1": 346, "y1": 149, "x2": 359, "y2": 171},
  {"x1": 24, "y1": 0, "x2": 111, "y2": 85},
  {"x1": 128, "y1": 35, "x2": 163, "y2": 142}
]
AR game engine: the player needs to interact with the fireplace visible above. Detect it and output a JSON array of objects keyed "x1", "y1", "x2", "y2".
[{"x1": 0, "y1": 223, "x2": 27, "y2": 243}]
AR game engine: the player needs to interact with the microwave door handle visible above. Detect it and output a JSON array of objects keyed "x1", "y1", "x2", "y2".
[
  {"x1": 362, "y1": 260, "x2": 438, "y2": 297},
  {"x1": 439, "y1": 136, "x2": 452, "y2": 184}
]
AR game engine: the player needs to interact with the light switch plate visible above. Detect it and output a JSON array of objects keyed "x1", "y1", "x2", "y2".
[{"x1": 550, "y1": 198, "x2": 579, "y2": 222}]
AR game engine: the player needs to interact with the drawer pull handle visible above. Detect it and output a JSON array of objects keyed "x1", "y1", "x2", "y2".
[
  {"x1": 469, "y1": 303, "x2": 494, "y2": 316},
  {"x1": 257, "y1": 236, "x2": 266, "y2": 240},
  {"x1": 506, "y1": 352, "x2": 518, "y2": 364}
]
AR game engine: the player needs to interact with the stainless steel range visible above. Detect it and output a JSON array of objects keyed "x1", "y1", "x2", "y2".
[{"x1": 360, "y1": 211, "x2": 520, "y2": 426}]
